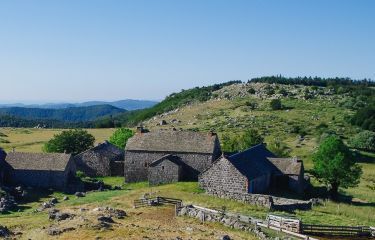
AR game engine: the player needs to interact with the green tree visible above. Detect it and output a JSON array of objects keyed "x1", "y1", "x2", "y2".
[
  {"x1": 239, "y1": 129, "x2": 264, "y2": 151},
  {"x1": 221, "y1": 129, "x2": 264, "y2": 153},
  {"x1": 312, "y1": 136, "x2": 362, "y2": 199},
  {"x1": 349, "y1": 131, "x2": 375, "y2": 152},
  {"x1": 43, "y1": 129, "x2": 95, "y2": 155},
  {"x1": 109, "y1": 128, "x2": 134, "y2": 149},
  {"x1": 270, "y1": 99, "x2": 282, "y2": 110}
]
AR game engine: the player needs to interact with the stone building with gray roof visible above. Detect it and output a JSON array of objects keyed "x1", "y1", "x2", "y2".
[
  {"x1": 148, "y1": 154, "x2": 183, "y2": 185},
  {"x1": 4, "y1": 152, "x2": 76, "y2": 191},
  {"x1": 124, "y1": 129, "x2": 221, "y2": 183},
  {"x1": 74, "y1": 141, "x2": 125, "y2": 177},
  {"x1": 199, "y1": 144, "x2": 305, "y2": 194}
]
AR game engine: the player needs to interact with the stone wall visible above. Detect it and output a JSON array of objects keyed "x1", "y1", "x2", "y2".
[
  {"x1": 199, "y1": 157, "x2": 248, "y2": 193},
  {"x1": 124, "y1": 151, "x2": 214, "y2": 183},
  {"x1": 203, "y1": 190, "x2": 312, "y2": 211},
  {"x1": 149, "y1": 159, "x2": 181, "y2": 185},
  {"x1": 177, "y1": 205, "x2": 270, "y2": 240}
]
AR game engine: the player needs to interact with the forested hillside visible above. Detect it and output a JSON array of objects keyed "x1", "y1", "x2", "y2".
[{"x1": 0, "y1": 105, "x2": 125, "y2": 124}]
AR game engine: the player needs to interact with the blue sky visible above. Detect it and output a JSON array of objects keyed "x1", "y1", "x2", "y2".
[{"x1": 0, "y1": 0, "x2": 374, "y2": 102}]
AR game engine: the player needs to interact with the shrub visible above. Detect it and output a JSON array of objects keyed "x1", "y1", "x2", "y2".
[
  {"x1": 247, "y1": 88, "x2": 256, "y2": 94},
  {"x1": 349, "y1": 131, "x2": 375, "y2": 152},
  {"x1": 270, "y1": 99, "x2": 282, "y2": 110},
  {"x1": 278, "y1": 88, "x2": 288, "y2": 96}
]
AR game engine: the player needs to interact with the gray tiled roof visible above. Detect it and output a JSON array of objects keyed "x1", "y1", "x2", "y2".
[
  {"x1": 228, "y1": 144, "x2": 278, "y2": 179},
  {"x1": 75, "y1": 141, "x2": 124, "y2": 161},
  {"x1": 149, "y1": 154, "x2": 182, "y2": 167},
  {"x1": 267, "y1": 157, "x2": 303, "y2": 175},
  {"x1": 125, "y1": 130, "x2": 218, "y2": 154},
  {"x1": 5, "y1": 152, "x2": 72, "y2": 171}
]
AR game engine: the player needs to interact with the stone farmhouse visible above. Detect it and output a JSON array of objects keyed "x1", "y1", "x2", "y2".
[
  {"x1": 199, "y1": 144, "x2": 305, "y2": 195},
  {"x1": 4, "y1": 152, "x2": 76, "y2": 191},
  {"x1": 124, "y1": 128, "x2": 221, "y2": 183},
  {"x1": 74, "y1": 141, "x2": 124, "y2": 177}
]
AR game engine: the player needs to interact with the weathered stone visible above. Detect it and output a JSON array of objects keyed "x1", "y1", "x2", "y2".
[
  {"x1": 63, "y1": 196, "x2": 69, "y2": 201},
  {"x1": 97, "y1": 216, "x2": 114, "y2": 223},
  {"x1": 75, "y1": 192, "x2": 85, "y2": 197},
  {"x1": 49, "y1": 197, "x2": 58, "y2": 204},
  {"x1": 220, "y1": 235, "x2": 231, "y2": 240},
  {"x1": 0, "y1": 225, "x2": 11, "y2": 237}
]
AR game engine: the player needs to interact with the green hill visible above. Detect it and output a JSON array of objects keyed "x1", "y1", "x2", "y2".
[{"x1": 0, "y1": 104, "x2": 126, "y2": 123}]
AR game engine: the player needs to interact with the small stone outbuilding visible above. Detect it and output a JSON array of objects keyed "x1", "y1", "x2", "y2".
[
  {"x1": 124, "y1": 128, "x2": 221, "y2": 183},
  {"x1": 74, "y1": 141, "x2": 125, "y2": 177},
  {"x1": 148, "y1": 155, "x2": 182, "y2": 185},
  {"x1": 268, "y1": 157, "x2": 305, "y2": 193},
  {"x1": 4, "y1": 152, "x2": 76, "y2": 191},
  {"x1": 199, "y1": 144, "x2": 305, "y2": 194}
]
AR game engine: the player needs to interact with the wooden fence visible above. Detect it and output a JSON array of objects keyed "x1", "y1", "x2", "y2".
[
  {"x1": 133, "y1": 196, "x2": 182, "y2": 209},
  {"x1": 266, "y1": 214, "x2": 301, "y2": 233},
  {"x1": 302, "y1": 224, "x2": 372, "y2": 237}
]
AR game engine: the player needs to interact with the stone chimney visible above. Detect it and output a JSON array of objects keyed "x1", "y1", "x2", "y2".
[
  {"x1": 209, "y1": 130, "x2": 217, "y2": 137},
  {"x1": 136, "y1": 125, "x2": 145, "y2": 134}
]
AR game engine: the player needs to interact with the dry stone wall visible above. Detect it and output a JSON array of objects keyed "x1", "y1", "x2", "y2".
[{"x1": 204, "y1": 191, "x2": 312, "y2": 211}]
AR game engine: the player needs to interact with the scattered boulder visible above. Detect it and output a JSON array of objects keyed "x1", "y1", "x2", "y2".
[
  {"x1": 220, "y1": 235, "x2": 231, "y2": 240},
  {"x1": 111, "y1": 209, "x2": 126, "y2": 219},
  {"x1": 47, "y1": 226, "x2": 75, "y2": 236},
  {"x1": 0, "y1": 225, "x2": 11, "y2": 237},
  {"x1": 0, "y1": 195, "x2": 16, "y2": 213},
  {"x1": 48, "y1": 209, "x2": 73, "y2": 221},
  {"x1": 63, "y1": 196, "x2": 69, "y2": 201},
  {"x1": 97, "y1": 216, "x2": 114, "y2": 223},
  {"x1": 49, "y1": 197, "x2": 58, "y2": 204},
  {"x1": 75, "y1": 192, "x2": 85, "y2": 197}
]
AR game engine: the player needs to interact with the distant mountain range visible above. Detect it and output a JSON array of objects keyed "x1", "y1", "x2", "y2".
[
  {"x1": 0, "y1": 105, "x2": 126, "y2": 122},
  {"x1": 0, "y1": 99, "x2": 158, "y2": 111}
]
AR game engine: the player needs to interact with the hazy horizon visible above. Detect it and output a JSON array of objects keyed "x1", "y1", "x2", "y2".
[{"x1": 1, "y1": 0, "x2": 374, "y2": 102}]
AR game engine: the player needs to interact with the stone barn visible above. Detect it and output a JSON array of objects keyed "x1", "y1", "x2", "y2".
[
  {"x1": 0, "y1": 148, "x2": 5, "y2": 184},
  {"x1": 4, "y1": 152, "x2": 76, "y2": 191},
  {"x1": 199, "y1": 144, "x2": 305, "y2": 194},
  {"x1": 124, "y1": 128, "x2": 221, "y2": 183},
  {"x1": 74, "y1": 141, "x2": 125, "y2": 177},
  {"x1": 148, "y1": 155, "x2": 182, "y2": 185}
]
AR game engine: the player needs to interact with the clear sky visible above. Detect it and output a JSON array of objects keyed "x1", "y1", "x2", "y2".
[{"x1": 0, "y1": 0, "x2": 374, "y2": 103}]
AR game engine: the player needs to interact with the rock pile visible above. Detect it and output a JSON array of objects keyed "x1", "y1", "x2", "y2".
[{"x1": 0, "y1": 195, "x2": 16, "y2": 213}]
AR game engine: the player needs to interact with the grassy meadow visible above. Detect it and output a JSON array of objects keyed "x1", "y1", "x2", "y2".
[{"x1": 0, "y1": 128, "x2": 115, "y2": 153}]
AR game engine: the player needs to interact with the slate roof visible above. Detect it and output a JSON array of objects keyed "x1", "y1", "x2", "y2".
[
  {"x1": 267, "y1": 157, "x2": 303, "y2": 175},
  {"x1": 149, "y1": 154, "x2": 183, "y2": 167},
  {"x1": 228, "y1": 144, "x2": 279, "y2": 179},
  {"x1": 5, "y1": 152, "x2": 72, "y2": 171},
  {"x1": 75, "y1": 141, "x2": 124, "y2": 161},
  {"x1": 125, "y1": 130, "x2": 218, "y2": 154}
]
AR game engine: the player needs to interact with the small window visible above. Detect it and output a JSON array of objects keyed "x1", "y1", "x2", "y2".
[
  {"x1": 144, "y1": 162, "x2": 149, "y2": 167},
  {"x1": 162, "y1": 166, "x2": 165, "y2": 170},
  {"x1": 131, "y1": 161, "x2": 135, "y2": 164}
]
